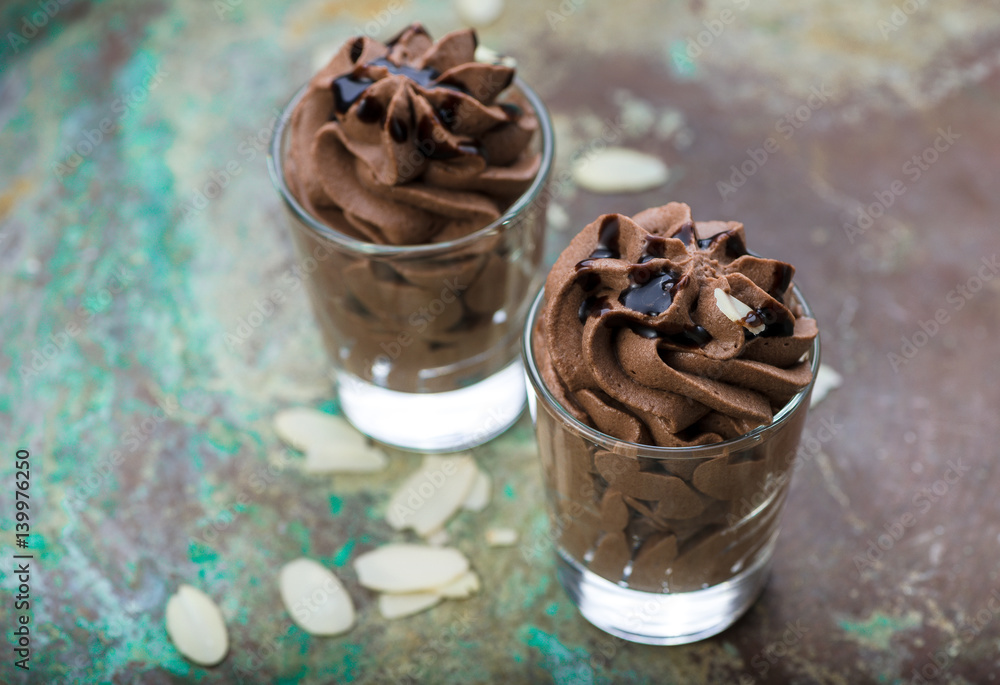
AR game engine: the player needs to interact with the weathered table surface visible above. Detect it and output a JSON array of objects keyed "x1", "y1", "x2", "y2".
[{"x1": 2, "y1": 0, "x2": 999, "y2": 682}]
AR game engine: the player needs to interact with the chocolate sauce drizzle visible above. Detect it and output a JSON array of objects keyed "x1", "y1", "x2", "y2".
[
  {"x1": 571, "y1": 214, "x2": 797, "y2": 346},
  {"x1": 588, "y1": 216, "x2": 621, "y2": 260},
  {"x1": 619, "y1": 269, "x2": 682, "y2": 316},
  {"x1": 697, "y1": 230, "x2": 747, "y2": 259},
  {"x1": 329, "y1": 54, "x2": 492, "y2": 160}
]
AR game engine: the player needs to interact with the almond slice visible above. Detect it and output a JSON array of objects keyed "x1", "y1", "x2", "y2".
[
  {"x1": 474, "y1": 44, "x2": 516, "y2": 68},
  {"x1": 572, "y1": 147, "x2": 669, "y2": 194},
  {"x1": 485, "y1": 527, "x2": 519, "y2": 547},
  {"x1": 354, "y1": 544, "x2": 469, "y2": 593},
  {"x1": 386, "y1": 455, "x2": 479, "y2": 536},
  {"x1": 713, "y1": 288, "x2": 765, "y2": 335},
  {"x1": 436, "y1": 570, "x2": 481, "y2": 598},
  {"x1": 425, "y1": 528, "x2": 451, "y2": 547},
  {"x1": 378, "y1": 592, "x2": 442, "y2": 620},
  {"x1": 810, "y1": 364, "x2": 843, "y2": 407},
  {"x1": 455, "y1": 0, "x2": 504, "y2": 27},
  {"x1": 273, "y1": 408, "x2": 387, "y2": 473},
  {"x1": 303, "y1": 446, "x2": 387, "y2": 474},
  {"x1": 461, "y1": 469, "x2": 492, "y2": 512},
  {"x1": 278, "y1": 558, "x2": 355, "y2": 636},
  {"x1": 165, "y1": 585, "x2": 229, "y2": 666}
]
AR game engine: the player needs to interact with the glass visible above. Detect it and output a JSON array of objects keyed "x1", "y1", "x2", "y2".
[
  {"x1": 269, "y1": 78, "x2": 554, "y2": 452},
  {"x1": 522, "y1": 283, "x2": 820, "y2": 645}
]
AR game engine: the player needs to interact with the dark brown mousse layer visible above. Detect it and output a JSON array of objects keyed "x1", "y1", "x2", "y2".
[
  {"x1": 532, "y1": 202, "x2": 817, "y2": 590},
  {"x1": 280, "y1": 25, "x2": 547, "y2": 392}
]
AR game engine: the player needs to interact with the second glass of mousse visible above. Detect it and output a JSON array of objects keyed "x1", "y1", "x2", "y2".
[
  {"x1": 270, "y1": 24, "x2": 554, "y2": 451},
  {"x1": 524, "y1": 202, "x2": 819, "y2": 644}
]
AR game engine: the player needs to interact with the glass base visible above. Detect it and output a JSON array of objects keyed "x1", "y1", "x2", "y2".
[
  {"x1": 556, "y1": 547, "x2": 772, "y2": 645},
  {"x1": 337, "y1": 360, "x2": 526, "y2": 452}
]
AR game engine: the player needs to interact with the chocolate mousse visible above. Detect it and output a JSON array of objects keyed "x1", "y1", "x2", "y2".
[
  {"x1": 285, "y1": 23, "x2": 540, "y2": 245},
  {"x1": 532, "y1": 202, "x2": 818, "y2": 590},
  {"x1": 279, "y1": 24, "x2": 548, "y2": 392}
]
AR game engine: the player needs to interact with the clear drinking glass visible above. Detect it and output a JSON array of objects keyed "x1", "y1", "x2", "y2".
[
  {"x1": 269, "y1": 78, "x2": 553, "y2": 452},
  {"x1": 522, "y1": 283, "x2": 820, "y2": 645}
]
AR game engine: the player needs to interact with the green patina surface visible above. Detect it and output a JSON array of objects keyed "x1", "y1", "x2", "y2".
[
  {"x1": 838, "y1": 610, "x2": 924, "y2": 652},
  {"x1": 3, "y1": 0, "x2": 1000, "y2": 682}
]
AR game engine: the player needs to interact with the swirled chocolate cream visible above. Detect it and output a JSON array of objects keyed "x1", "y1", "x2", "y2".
[
  {"x1": 285, "y1": 23, "x2": 541, "y2": 244},
  {"x1": 536, "y1": 202, "x2": 817, "y2": 446},
  {"x1": 533, "y1": 203, "x2": 818, "y2": 590},
  {"x1": 281, "y1": 25, "x2": 547, "y2": 392}
]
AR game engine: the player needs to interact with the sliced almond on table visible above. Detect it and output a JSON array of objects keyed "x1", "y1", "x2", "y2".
[
  {"x1": 455, "y1": 0, "x2": 504, "y2": 27},
  {"x1": 461, "y1": 469, "x2": 492, "y2": 512},
  {"x1": 572, "y1": 147, "x2": 669, "y2": 194},
  {"x1": 165, "y1": 585, "x2": 229, "y2": 667},
  {"x1": 378, "y1": 592, "x2": 442, "y2": 620},
  {"x1": 436, "y1": 570, "x2": 481, "y2": 599},
  {"x1": 485, "y1": 527, "x2": 519, "y2": 547},
  {"x1": 273, "y1": 408, "x2": 387, "y2": 473},
  {"x1": 278, "y1": 558, "x2": 355, "y2": 636},
  {"x1": 386, "y1": 455, "x2": 479, "y2": 536},
  {"x1": 354, "y1": 544, "x2": 470, "y2": 594},
  {"x1": 474, "y1": 44, "x2": 516, "y2": 68},
  {"x1": 810, "y1": 364, "x2": 843, "y2": 407},
  {"x1": 425, "y1": 528, "x2": 451, "y2": 547},
  {"x1": 303, "y1": 446, "x2": 387, "y2": 473}
]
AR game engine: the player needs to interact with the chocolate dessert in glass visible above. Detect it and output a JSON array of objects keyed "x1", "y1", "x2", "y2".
[
  {"x1": 270, "y1": 25, "x2": 553, "y2": 451},
  {"x1": 523, "y1": 202, "x2": 819, "y2": 644}
]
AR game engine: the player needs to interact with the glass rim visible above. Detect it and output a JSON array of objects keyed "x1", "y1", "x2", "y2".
[
  {"x1": 522, "y1": 280, "x2": 821, "y2": 458},
  {"x1": 267, "y1": 75, "x2": 555, "y2": 258}
]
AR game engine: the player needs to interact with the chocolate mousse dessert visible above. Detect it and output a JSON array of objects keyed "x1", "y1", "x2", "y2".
[
  {"x1": 280, "y1": 24, "x2": 547, "y2": 392},
  {"x1": 532, "y1": 202, "x2": 818, "y2": 591}
]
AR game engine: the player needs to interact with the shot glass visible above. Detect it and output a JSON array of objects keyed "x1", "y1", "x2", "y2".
[
  {"x1": 269, "y1": 78, "x2": 553, "y2": 452},
  {"x1": 522, "y1": 283, "x2": 820, "y2": 645}
]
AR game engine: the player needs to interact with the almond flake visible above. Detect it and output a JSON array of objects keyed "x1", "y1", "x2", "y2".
[
  {"x1": 273, "y1": 408, "x2": 387, "y2": 474},
  {"x1": 278, "y1": 558, "x2": 355, "y2": 636},
  {"x1": 386, "y1": 455, "x2": 479, "y2": 536},
  {"x1": 165, "y1": 585, "x2": 229, "y2": 666},
  {"x1": 810, "y1": 364, "x2": 843, "y2": 407},
  {"x1": 461, "y1": 469, "x2": 492, "y2": 512},
  {"x1": 485, "y1": 527, "x2": 519, "y2": 547},
  {"x1": 713, "y1": 288, "x2": 765, "y2": 335},
  {"x1": 354, "y1": 544, "x2": 469, "y2": 593},
  {"x1": 436, "y1": 570, "x2": 481, "y2": 599},
  {"x1": 455, "y1": 0, "x2": 503, "y2": 27},
  {"x1": 378, "y1": 592, "x2": 441, "y2": 619},
  {"x1": 474, "y1": 44, "x2": 516, "y2": 68},
  {"x1": 572, "y1": 148, "x2": 669, "y2": 194}
]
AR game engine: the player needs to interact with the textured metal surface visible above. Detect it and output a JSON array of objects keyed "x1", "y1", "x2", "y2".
[{"x1": 2, "y1": 0, "x2": 999, "y2": 682}]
